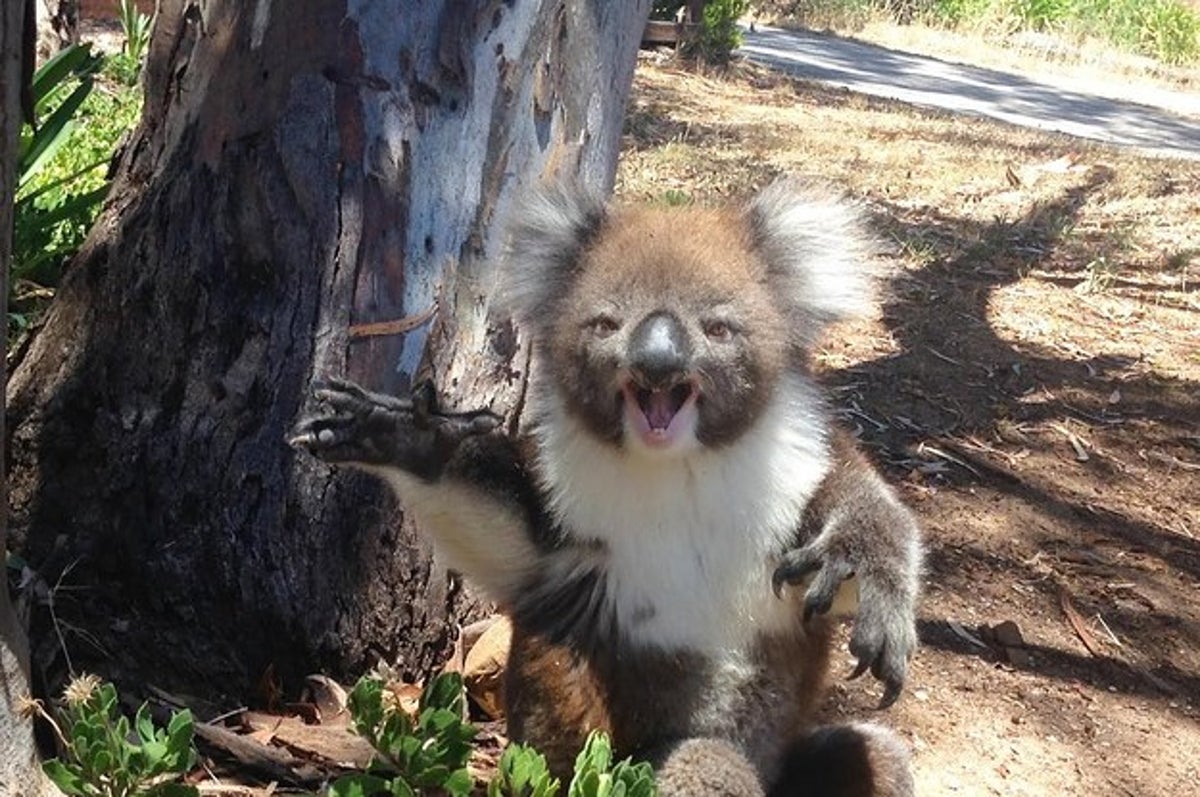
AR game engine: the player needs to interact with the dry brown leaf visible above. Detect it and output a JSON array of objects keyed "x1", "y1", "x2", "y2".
[
  {"x1": 302, "y1": 675, "x2": 349, "y2": 724},
  {"x1": 464, "y1": 615, "x2": 512, "y2": 720}
]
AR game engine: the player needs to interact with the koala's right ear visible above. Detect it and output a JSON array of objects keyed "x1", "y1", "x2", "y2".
[{"x1": 494, "y1": 183, "x2": 608, "y2": 333}]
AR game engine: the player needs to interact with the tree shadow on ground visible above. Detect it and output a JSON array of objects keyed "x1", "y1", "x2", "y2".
[{"x1": 832, "y1": 165, "x2": 1200, "y2": 698}]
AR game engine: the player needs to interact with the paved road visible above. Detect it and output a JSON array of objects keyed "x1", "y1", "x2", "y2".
[{"x1": 739, "y1": 26, "x2": 1200, "y2": 161}]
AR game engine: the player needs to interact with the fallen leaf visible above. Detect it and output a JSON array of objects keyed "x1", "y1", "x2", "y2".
[
  {"x1": 464, "y1": 616, "x2": 512, "y2": 719},
  {"x1": 302, "y1": 675, "x2": 349, "y2": 724}
]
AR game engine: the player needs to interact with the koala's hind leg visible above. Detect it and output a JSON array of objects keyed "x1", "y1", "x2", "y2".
[
  {"x1": 768, "y1": 723, "x2": 913, "y2": 797},
  {"x1": 650, "y1": 738, "x2": 766, "y2": 797}
]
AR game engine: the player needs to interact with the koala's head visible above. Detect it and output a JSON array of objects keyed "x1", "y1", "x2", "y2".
[{"x1": 498, "y1": 180, "x2": 877, "y2": 457}]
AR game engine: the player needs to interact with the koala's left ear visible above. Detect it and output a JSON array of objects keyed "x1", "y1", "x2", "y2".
[
  {"x1": 744, "y1": 179, "x2": 880, "y2": 343},
  {"x1": 494, "y1": 183, "x2": 608, "y2": 334}
]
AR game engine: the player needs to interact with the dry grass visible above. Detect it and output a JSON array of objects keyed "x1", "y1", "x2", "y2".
[
  {"x1": 846, "y1": 20, "x2": 1200, "y2": 97},
  {"x1": 756, "y1": 5, "x2": 1200, "y2": 93},
  {"x1": 617, "y1": 55, "x2": 1199, "y2": 378}
]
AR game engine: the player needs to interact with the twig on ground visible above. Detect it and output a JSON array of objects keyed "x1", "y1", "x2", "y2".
[
  {"x1": 1051, "y1": 423, "x2": 1091, "y2": 461},
  {"x1": 1059, "y1": 588, "x2": 1104, "y2": 657},
  {"x1": 916, "y1": 442, "x2": 982, "y2": 477}
]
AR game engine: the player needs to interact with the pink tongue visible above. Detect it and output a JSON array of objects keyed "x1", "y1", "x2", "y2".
[{"x1": 643, "y1": 390, "x2": 677, "y2": 430}]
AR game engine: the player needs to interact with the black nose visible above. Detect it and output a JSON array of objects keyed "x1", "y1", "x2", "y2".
[{"x1": 628, "y1": 312, "x2": 690, "y2": 388}]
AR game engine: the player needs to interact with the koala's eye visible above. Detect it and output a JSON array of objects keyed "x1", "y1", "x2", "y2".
[
  {"x1": 587, "y1": 316, "x2": 621, "y2": 338},
  {"x1": 703, "y1": 319, "x2": 734, "y2": 342}
]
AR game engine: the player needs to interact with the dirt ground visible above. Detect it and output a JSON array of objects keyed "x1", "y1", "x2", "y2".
[{"x1": 614, "y1": 52, "x2": 1199, "y2": 797}]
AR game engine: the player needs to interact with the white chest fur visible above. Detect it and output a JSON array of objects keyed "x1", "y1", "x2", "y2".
[{"x1": 534, "y1": 374, "x2": 832, "y2": 653}]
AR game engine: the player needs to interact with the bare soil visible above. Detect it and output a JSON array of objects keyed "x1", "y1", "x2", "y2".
[{"x1": 616, "y1": 53, "x2": 1199, "y2": 796}]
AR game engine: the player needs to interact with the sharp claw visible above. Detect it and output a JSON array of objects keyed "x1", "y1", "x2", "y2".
[
  {"x1": 772, "y1": 550, "x2": 822, "y2": 600},
  {"x1": 771, "y1": 570, "x2": 787, "y2": 600},
  {"x1": 878, "y1": 681, "x2": 902, "y2": 709}
]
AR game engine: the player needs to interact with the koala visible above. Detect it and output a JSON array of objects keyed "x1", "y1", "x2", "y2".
[{"x1": 290, "y1": 180, "x2": 922, "y2": 796}]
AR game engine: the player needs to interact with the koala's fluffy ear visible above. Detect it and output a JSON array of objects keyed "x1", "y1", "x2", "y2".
[
  {"x1": 494, "y1": 183, "x2": 609, "y2": 333},
  {"x1": 745, "y1": 179, "x2": 880, "y2": 345}
]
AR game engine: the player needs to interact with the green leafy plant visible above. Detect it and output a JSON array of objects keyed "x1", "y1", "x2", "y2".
[
  {"x1": 336, "y1": 673, "x2": 657, "y2": 797},
  {"x1": 765, "y1": 1, "x2": 1200, "y2": 63},
  {"x1": 13, "y1": 41, "x2": 143, "y2": 332},
  {"x1": 566, "y1": 731, "x2": 657, "y2": 797},
  {"x1": 13, "y1": 44, "x2": 107, "y2": 304},
  {"x1": 40, "y1": 675, "x2": 198, "y2": 797},
  {"x1": 330, "y1": 673, "x2": 477, "y2": 797},
  {"x1": 1011, "y1": 0, "x2": 1072, "y2": 29},
  {"x1": 486, "y1": 731, "x2": 656, "y2": 797},
  {"x1": 693, "y1": 0, "x2": 752, "y2": 62},
  {"x1": 488, "y1": 743, "x2": 561, "y2": 797},
  {"x1": 1134, "y1": 0, "x2": 1200, "y2": 64},
  {"x1": 650, "y1": 0, "x2": 751, "y2": 63},
  {"x1": 119, "y1": 0, "x2": 154, "y2": 71}
]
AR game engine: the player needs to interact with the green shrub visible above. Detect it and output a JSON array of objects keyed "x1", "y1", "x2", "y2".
[
  {"x1": 14, "y1": 44, "x2": 106, "y2": 296},
  {"x1": 930, "y1": 0, "x2": 993, "y2": 24},
  {"x1": 115, "y1": 0, "x2": 154, "y2": 85},
  {"x1": 337, "y1": 673, "x2": 658, "y2": 797},
  {"x1": 41, "y1": 675, "x2": 198, "y2": 797},
  {"x1": 693, "y1": 0, "x2": 753, "y2": 62},
  {"x1": 489, "y1": 744, "x2": 561, "y2": 797},
  {"x1": 330, "y1": 673, "x2": 477, "y2": 797},
  {"x1": 566, "y1": 732, "x2": 657, "y2": 797},
  {"x1": 650, "y1": 0, "x2": 753, "y2": 63},
  {"x1": 1134, "y1": 0, "x2": 1200, "y2": 64},
  {"x1": 12, "y1": 43, "x2": 143, "y2": 332},
  {"x1": 1010, "y1": 0, "x2": 1072, "y2": 29},
  {"x1": 768, "y1": 0, "x2": 1200, "y2": 63}
]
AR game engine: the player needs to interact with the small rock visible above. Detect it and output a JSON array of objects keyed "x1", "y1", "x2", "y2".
[{"x1": 991, "y1": 619, "x2": 1025, "y2": 647}]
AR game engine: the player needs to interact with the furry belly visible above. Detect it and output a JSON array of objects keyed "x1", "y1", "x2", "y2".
[{"x1": 602, "y1": 538, "x2": 802, "y2": 652}]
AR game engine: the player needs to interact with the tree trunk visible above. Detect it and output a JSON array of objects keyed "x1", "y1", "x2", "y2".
[
  {"x1": 36, "y1": 0, "x2": 79, "y2": 61},
  {"x1": 3, "y1": 1, "x2": 63, "y2": 793},
  {"x1": 7, "y1": 0, "x2": 649, "y2": 701}
]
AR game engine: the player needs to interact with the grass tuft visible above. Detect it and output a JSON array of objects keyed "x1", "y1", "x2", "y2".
[{"x1": 758, "y1": 0, "x2": 1200, "y2": 64}]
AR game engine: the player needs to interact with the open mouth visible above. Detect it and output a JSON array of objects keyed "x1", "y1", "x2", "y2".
[{"x1": 621, "y1": 378, "x2": 699, "y2": 448}]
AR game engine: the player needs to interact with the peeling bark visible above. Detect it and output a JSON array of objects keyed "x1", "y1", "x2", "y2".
[
  {"x1": 6, "y1": 0, "x2": 650, "y2": 699},
  {"x1": 36, "y1": 0, "x2": 79, "y2": 61}
]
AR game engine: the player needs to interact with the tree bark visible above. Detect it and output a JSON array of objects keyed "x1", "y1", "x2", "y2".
[
  {"x1": 7, "y1": 0, "x2": 649, "y2": 700},
  {"x1": 36, "y1": 0, "x2": 79, "y2": 61},
  {"x1": 3, "y1": 1, "x2": 63, "y2": 793}
]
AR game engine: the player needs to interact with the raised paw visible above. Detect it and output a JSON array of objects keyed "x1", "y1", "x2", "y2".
[
  {"x1": 289, "y1": 378, "x2": 501, "y2": 478},
  {"x1": 773, "y1": 543, "x2": 916, "y2": 709}
]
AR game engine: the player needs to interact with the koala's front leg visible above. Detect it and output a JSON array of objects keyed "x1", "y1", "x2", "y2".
[
  {"x1": 290, "y1": 378, "x2": 541, "y2": 603},
  {"x1": 773, "y1": 453, "x2": 922, "y2": 709},
  {"x1": 289, "y1": 378, "x2": 501, "y2": 479}
]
